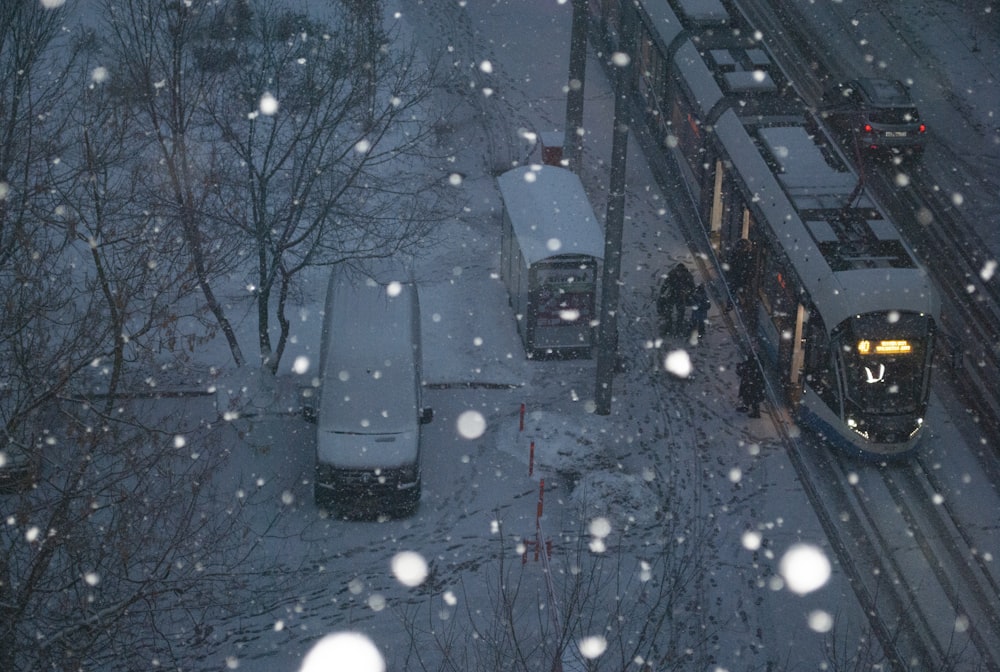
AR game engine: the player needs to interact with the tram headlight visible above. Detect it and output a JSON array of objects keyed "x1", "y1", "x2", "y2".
[{"x1": 846, "y1": 416, "x2": 869, "y2": 439}]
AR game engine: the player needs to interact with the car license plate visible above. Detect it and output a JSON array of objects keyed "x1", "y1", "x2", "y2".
[{"x1": 885, "y1": 131, "x2": 908, "y2": 138}]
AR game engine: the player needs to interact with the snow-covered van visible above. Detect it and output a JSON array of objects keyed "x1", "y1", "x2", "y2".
[{"x1": 313, "y1": 272, "x2": 431, "y2": 516}]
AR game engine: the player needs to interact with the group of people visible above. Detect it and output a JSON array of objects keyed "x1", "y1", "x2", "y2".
[
  {"x1": 656, "y1": 256, "x2": 765, "y2": 419},
  {"x1": 656, "y1": 263, "x2": 711, "y2": 341}
]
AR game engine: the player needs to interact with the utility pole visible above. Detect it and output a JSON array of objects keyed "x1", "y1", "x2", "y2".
[
  {"x1": 594, "y1": 5, "x2": 636, "y2": 415},
  {"x1": 563, "y1": 0, "x2": 588, "y2": 173}
]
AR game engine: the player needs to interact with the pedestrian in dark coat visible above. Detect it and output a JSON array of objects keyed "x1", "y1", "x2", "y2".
[
  {"x1": 657, "y1": 263, "x2": 694, "y2": 336},
  {"x1": 726, "y1": 238, "x2": 755, "y2": 313},
  {"x1": 688, "y1": 283, "x2": 711, "y2": 342},
  {"x1": 736, "y1": 356, "x2": 765, "y2": 418}
]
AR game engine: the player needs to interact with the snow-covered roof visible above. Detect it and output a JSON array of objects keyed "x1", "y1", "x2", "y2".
[
  {"x1": 497, "y1": 166, "x2": 605, "y2": 267},
  {"x1": 674, "y1": 0, "x2": 730, "y2": 24},
  {"x1": 640, "y1": 0, "x2": 683, "y2": 50},
  {"x1": 713, "y1": 110, "x2": 939, "y2": 330},
  {"x1": 757, "y1": 126, "x2": 859, "y2": 204},
  {"x1": 321, "y1": 277, "x2": 421, "y2": 435},
  {"x1": 674, "y1": 41, "x2": 724, "y2": 118}
]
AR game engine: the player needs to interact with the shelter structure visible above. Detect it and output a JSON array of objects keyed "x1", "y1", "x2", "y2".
[{"x1": 497, "y1": 165, "x2": 605, "y2": 358}]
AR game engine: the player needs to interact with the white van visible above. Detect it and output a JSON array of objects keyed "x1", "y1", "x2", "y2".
[{"x1": 313, "y1": 272, "x2": 431, "y2": 516}]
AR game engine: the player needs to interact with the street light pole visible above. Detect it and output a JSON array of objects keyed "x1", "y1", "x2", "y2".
[
  {"x1": 594, "y1": 5, "x2": 636, "y2": 415},
  {"x1": 563, "y1": 0, "x2": 588, "y2": 173}
]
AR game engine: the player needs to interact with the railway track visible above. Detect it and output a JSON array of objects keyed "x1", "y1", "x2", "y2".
[
  {"x1": 721, "y1": 1, "x2": 1000, "y2": 668},
  {"x1": 633, "y1": 117, "x2": 1000, "y2": 668},
  {"x1": 890, "y1": 458, "x2": 1000, "y2": 665},
  {"x1": 601, "y1": 0, "x2": 1000, "y2": 667},
  {"x1": 868, "y1": 159, "x2": 1000, "y2": 440},
  {"x1": 631, "y1": 125, "x2": 1000, "y2": 667},
  {"x1": 786, "y1": 427, "x2": 1000, "y2": 670}
]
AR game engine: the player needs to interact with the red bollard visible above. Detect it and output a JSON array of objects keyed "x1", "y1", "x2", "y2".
[
  {"x1": 529, "y1": 441, "x2": 535, "y2": 477},
  {"x1": 536, "y1": 478, "x2": 545, "y2": 524},
  {"x1": 519, "y1": 403, "x2": 525, "y2": 431}
]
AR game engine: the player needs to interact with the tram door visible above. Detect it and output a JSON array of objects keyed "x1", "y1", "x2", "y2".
[
  {"x1": 708, "y1": 159, "x2": 725, "y2": 249},
  {"x1": 707, "y1": 159, "x2": 755, "y2": 252},
  {"x1": 758, "y1": 252, "x2": 805, "y2": 404},
  {"x1": 706, "y1": 159, "x2": 752, "y2": 250},
  {"x1": 788, "y1": 303, "x2": 806, "y2": 405}
]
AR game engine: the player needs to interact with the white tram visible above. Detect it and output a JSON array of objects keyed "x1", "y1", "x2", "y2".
[{"x1": 592, "y1": 0, "x2": 941, "y2": 456}]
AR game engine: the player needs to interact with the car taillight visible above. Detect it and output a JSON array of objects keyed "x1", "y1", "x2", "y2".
[{"x1": 918, "y1": 123, "x2": 926, "y2": 133}]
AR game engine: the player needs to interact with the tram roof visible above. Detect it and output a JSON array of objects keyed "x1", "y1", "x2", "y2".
[
  {"x1": 756, "y1": 125, "x2": 862, "y2": 204},
  {"x1": 675, "y1": 41, "x2": 724, "y2": 118},
  {"x1": 638, "y1": 1, "x2": 683, "y2": 52},
  {"x1": 497, "y1": 165, "x2": 605, "y2": 268},
  {"x1": 829, "y1": 269, "x2": 940, "y2": 327},
  {"x1": 713, "y1": 110, "x2": 939, "y2": 328},
  {"x1": 672, "y1": 0, "x2": 730, "y2": 25},
  {"x1": 673, "y1": 36, "x2": 804, "y2": 123}
]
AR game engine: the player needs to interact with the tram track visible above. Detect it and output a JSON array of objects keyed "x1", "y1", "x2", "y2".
[
  {"x1": 889, "y1": 458, "x2": 1000, "y2": 667},
  {"x1": 868, "y1": 161, "x2": 1000, "y2": 441},
  {"x1": 720, "y1": 0, "x2": 1000, "y2": 667},
  {"x1": 622, "y1": 111, "x2": 924, "y2": 668},
  {"x1": 602, "y1": 0, "x2": 1000, "y2": 667},
  {"x1": 658, "y1": 182, "x2": 1000, "y2": 668},
  {"x1": 785, "y1": 425, "x2": 1000, "y2": 670},
  {"x1": 795, "y1": 438, "x2": 944, "y2": 669}
]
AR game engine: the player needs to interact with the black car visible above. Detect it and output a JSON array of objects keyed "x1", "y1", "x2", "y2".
[{"x1": 822, "y1": 78, "x2": 926, "y2": 160}]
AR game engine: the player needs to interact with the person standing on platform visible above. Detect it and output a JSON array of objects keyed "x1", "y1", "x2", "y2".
[
  {"x1": 688, "y1": 283, "x2": 711, "y2": 343},
  {"x1": 737, "y1": 355, "x2": 765, "y2": 418},
  {"x1": 726, "y1": 238, "x2": 755, "y2": 314}
]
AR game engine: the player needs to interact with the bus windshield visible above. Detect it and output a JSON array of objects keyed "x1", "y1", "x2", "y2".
[{"x1": 837, "y1": 312, "x2": 933, "y2": 415}]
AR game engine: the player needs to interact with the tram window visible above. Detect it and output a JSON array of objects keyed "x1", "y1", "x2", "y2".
[
  {"x1": 640, "y1": 35, "x2": 655, "y2": 85},
  {"x1": 803, "y1": 315, "x2": 829, "y2": 373},
  {"x1": 670, "y1": 79, "x2": 709, "y2": 178},
  {"x1": 837, "y1": 313, "x2": 933, "y2": 414},
  {"x1": 803, "y1": 314, "x2": 838, "y2": 406},
  {"x1": 719, "y1": 180, "x2": 747, "y2": 246},
  {"x1": 758, "y1": 246, "x2": 796, "y2": 319}
]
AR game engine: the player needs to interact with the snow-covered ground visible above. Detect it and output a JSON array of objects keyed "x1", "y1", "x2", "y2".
[
  {"x1": 200, "y1": 0, "x2": 1000, "y2": 669},
  {"x1": 30, "y1": 0, "x2": 992, "y2": 670},
  {"x1": 206, "y1": 1, "x2": 875, "y2": 670}
]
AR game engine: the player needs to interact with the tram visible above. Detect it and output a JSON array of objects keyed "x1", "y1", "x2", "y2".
[{"x1": 590, "y1": 0, "x2": 940, "y2": 457}]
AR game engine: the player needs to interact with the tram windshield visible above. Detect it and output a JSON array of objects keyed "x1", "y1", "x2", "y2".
[{"x1": 837, "y1": 312, "x2": 933, "y2": 415}]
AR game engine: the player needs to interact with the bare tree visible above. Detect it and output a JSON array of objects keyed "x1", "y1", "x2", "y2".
[
  {"x1": 99, "y1": 0, "x2": 453, "y2": 374},
  {"x1": 0, "y1": 395, "x2": 287, "y2": 671},
  {"x1": 100, "y1": 0, "x2": 248, "y2": 367},
  {"x1": 0, "y1": 2, "x2": 70, "y2": 265},
  {"x1": 0, "y1": 7, "x2": 293, "y2": 669},
  {"x1": 0, "y1": 0, "x2": 96, "y2": 485},
  {"x1": 393, "y1": 496, "x2": 731, "y2": 672},
  {"x1": 202, "y1": 0, "x2": 451, "y2": 373},
  {"x1": 44, "y1": 31, "x2": 211, "y2": 402}
]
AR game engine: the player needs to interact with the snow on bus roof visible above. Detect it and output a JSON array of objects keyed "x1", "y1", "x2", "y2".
[{"x1": 497, "y1": 165, "x2": 605, "y2": 268}]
